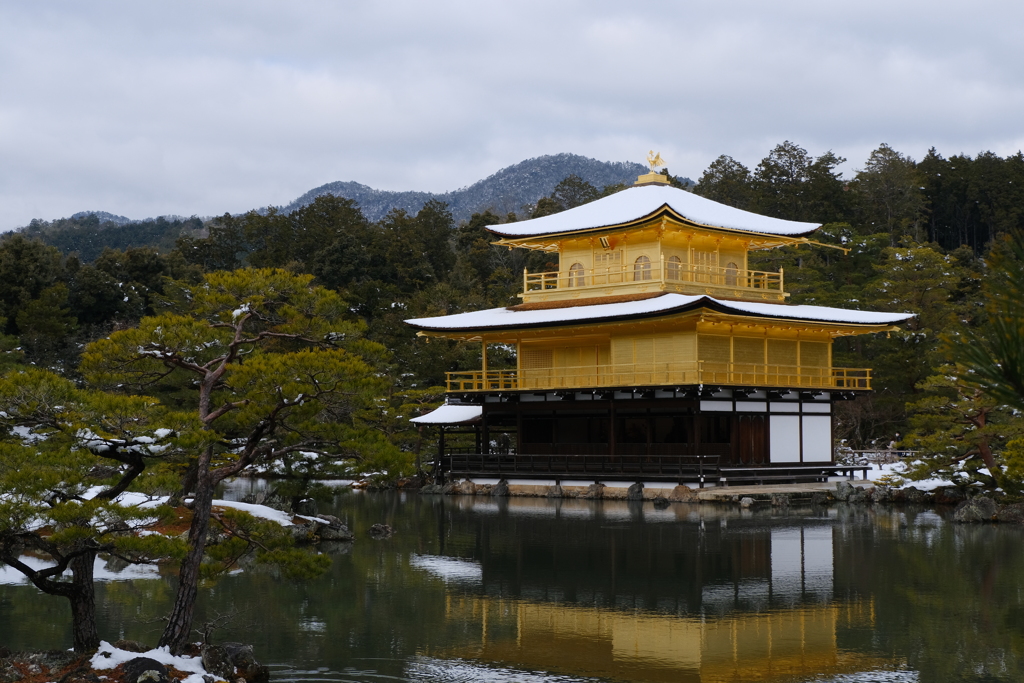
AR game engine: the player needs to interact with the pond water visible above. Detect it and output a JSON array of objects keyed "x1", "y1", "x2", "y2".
[{"x1": 3, "y1": 485, "x2": 1024, "y2": 683}]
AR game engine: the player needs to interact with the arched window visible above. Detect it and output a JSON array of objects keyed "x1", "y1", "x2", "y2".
[
  {"x1": 725, "y1": 261, "x2": 739, "y2": 287},
  {"x1": 634, "y1": 255, "x2": 652, "y2": 281},
  {"x1": 667, "y1": 255, "x2": 682, "y2": 280},
  {"x1": 568, "y1": 262, "x2": 585, "y2": 287}
]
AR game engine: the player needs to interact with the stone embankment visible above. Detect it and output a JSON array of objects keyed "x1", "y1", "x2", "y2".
[
  {"x1": 419, "y1": 478, "x2": 1024, "y2": 523},
  {"x1": 420, "y1": 480, "x2": 700, "y2": 503}
]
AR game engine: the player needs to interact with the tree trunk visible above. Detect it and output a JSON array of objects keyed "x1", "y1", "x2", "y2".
[
  {"x1": 68, "y1": 550, "x2": 100, "y2": 652},
  {"x1": 168, "y1": 458, "x2": 199, "y2": 508},
  {"x1": 3, "y1": 545, "x2": 101, "y2": 653},
  {"x1": 158, "y1": 447, "x2": 214, "y2": 654},
  {"x1": 973, "y1": 408, "x2": 1006, "y2": 490}
]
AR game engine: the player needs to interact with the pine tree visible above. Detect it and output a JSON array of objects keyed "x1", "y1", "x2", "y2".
[
  {"x1": 79, "y1": 268, "x2": 403, "y2": 653},
  {"x1": 0, "y1": 368, "x2": 189, "y2": 651}
]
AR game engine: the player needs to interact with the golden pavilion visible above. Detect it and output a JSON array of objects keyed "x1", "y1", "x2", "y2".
[{"x1": 407, "y1": 170, "x2": 912, "y2": 485}]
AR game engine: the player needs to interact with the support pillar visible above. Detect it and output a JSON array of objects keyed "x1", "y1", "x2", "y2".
[{"x1": 436, "y1": 427, "x2": 446, "y2": 484}]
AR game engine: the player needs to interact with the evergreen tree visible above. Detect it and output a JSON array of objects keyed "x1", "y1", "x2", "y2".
[
  {"x1": 853, "y1": 144, "x2": 925, "y2": 244},
  {"x1": 903, "y1": 364, "x2": 1023, "y2": 491},
  {"x1": 378, "y1": 208, "x2": 442, "y2": 292},
  {"x1": 530, "y1": 196, "x2": 563, "y2": 218},
  {"x1": 15, "y1": 283, "x2": 77, "y2": 364},
  {"x1": 694, "y1": 155, "x2": 754, "y2": 209},
  {"x1": 79, "y1": 268, "x2": 403, "y2": 653},
  {"x1": 0, "y1": 236, "x2": 67, "y2": 334},
  {"x1": 456, "y1": 210, "x2": 503, "y2": 286},
  {"x1": 0, "y1": 368, "x2": 190, "y2": 651},
  {"x1": 289, "y1": 194, "x2": 370, "y2": 268},
  {"x1": 956, "y1": 233, "x2": 1024, "y2": 412},
  {"x1": 550, "y1": 174, "x2": 599, "y2": 210},
  {"x1": 752, "y1": 141, "x2": 812, "y2": 220},
  {"x1": 240, "y1": 208, "x2": 294, "y2": 268},
  {"x1": 803, "y1": 151, "x2": 850, "y2": 225},
  {"x1": 176, "y1": 213, "x2": 248, "y2": 271}
]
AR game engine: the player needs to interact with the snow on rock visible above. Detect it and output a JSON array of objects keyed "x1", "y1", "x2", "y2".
[
  {"x1": 79, "y1": 485, "x2": 298, "y2": 529},
  {"x1": 91, "y1": 641, "x2": 209, "y2": 683},
  {"x1": 81, "y1": 488, "x2": 295, "y2": 526},
  {"x1": 207, "y1": 499, "x2": 296, "y2": 526},
  {"x1": 0, "y1": 555, "x2": 160, "y2": 585},
  {"x1": 79, "y1": 487, "x2": 166, "y2": 509}
]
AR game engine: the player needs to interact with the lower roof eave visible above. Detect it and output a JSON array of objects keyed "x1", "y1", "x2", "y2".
[{"x1": 407, "y1": 293, "x2": 914, "y2": 339}]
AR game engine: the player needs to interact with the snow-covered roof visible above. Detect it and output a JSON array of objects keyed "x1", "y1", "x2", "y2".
[
  {"x1": 406, "y1": 293, "x2": 914, "y2": 332},
  {"x1": 410, "y1": 404, "x2": 483, "y2": 424},
  {"x1": 488, "y1": 184, "x2": 821, "y2": 239}
]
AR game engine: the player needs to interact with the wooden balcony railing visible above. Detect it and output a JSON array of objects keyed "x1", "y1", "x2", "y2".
[
  {"x1": 523, "y1": 261, "x2": 783, "y2": 294},
  {"x1": 446, "y1": 362, "x2": 872, "y2": 392}
]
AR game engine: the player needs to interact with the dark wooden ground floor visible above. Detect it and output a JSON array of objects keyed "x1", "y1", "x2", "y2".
[{"x1": 432, "y1": 390, "x2": 852, "y2": 484}]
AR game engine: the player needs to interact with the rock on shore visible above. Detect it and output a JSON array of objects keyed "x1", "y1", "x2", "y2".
[{"x1": 1, "y1": 641, "x2": 271, "y2": 683}]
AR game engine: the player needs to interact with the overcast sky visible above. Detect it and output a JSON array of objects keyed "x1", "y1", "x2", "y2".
[{"x1": 2, "y1": 1, "x2": 1022, "y2": 230}]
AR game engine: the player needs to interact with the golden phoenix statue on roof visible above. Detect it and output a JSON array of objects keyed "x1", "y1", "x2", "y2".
[{"x1": 647, "y1": 150, "x2": 665, "y2": 171}]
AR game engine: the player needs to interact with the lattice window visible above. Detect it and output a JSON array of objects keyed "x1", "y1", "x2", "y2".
[
  {"x1": 611, "y1": 338, "x2": 634, "y2": 367},
  {"x1": 698, "y1": 335, "x2": 731, "y2": 364},
  {"x1": 521, "y1": 347, "x2": 554, "y2": 369},
  {"x1": 800, "y1": 341, "x2": 830, "y2": 367},
  {"x1": 653, "y1": 333, "x2": 688, "y2": 363},
  {"x1": 633, "y1": 337, "x2": 655, "y2": 368},
  {"x1": 767, "y1": 339, "x2": 798, "y2": 368},
  {"x1": 733, "y1": 337, "x2": 765, "y2": 366},
  {"x1": 556, "y1": 345, "x2": 599, "y2": 368}
]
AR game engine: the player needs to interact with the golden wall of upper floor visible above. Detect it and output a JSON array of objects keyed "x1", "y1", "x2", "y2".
[
  {"x1": 519, "y1": 219, "x2": 790, "y2": 304},
  {"x1": 444, "y1": 317, "x2": 848, "y2": 393}
]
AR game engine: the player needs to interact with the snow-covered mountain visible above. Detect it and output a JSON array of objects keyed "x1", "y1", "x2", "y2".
[{"x1": 280, "y1": 153, "x2": 661, "y2": 221}]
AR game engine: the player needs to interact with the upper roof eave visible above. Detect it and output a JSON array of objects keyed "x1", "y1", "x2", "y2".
[
  {"x1": 484, "y1": 184, "x2": 822, "y2": 241},
  {"x1": 488, "y1": 204, "x2": 821, "y2": 243}
]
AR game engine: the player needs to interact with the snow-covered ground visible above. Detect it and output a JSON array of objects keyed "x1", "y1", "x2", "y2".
[
  {"x1": 205, "y1": 498, "x2": 296, "y2": 526},
  {"x1": 0, "y1": 555, "x2": 162, "y2": 585},
  {"x1": 860, "y1": 461, "x2": 967, "y2": 491},
  {"x1": 0, "y1": 496, "x2": 297, "y2": 586},
  {"x1": 91, "y1": 641, "x2": 209, "y2": 683}
]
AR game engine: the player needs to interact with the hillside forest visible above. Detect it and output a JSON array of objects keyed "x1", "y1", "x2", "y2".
[{"x1": 6, "y1": 141, "x2": 1024, "y2": 489}]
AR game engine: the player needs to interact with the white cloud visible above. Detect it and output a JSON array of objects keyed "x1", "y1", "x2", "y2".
[{"x1": 1, "y1": 0, "x2": 1022, "y2": 229}]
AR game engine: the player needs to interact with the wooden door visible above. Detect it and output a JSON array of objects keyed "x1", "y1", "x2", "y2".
[{"x1": 737, "y1": 414, "x2": 768, "y2": 465}]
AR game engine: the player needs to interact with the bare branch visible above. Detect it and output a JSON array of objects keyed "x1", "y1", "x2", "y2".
[{"x1": 204, "y1": 399, "x2": 251, "y2": 424}]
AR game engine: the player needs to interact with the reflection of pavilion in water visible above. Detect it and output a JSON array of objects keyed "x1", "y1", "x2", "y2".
[
  {"x1": 418, "y1": 498, "x2": 887, "y2": 682},
  {"x1": 436, "y1": 596, "x2": 877, "y2": 683}
]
